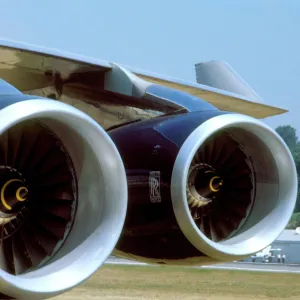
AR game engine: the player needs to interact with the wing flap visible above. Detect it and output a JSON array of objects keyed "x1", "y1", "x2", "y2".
[{"x1": 137, "y1": 74, "x2": 286, "y2": 118}]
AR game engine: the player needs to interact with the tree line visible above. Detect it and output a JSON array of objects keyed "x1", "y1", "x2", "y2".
[{"x1": 274, "y1": 125, "x2": 300, "y2": 228}]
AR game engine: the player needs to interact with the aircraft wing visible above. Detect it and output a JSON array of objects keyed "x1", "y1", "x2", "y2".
[
  {"x1": 0, "y1": 39, "x2": 286, "y2": 119},
  {"x1": 0, "y1": 39, "x2": 296, "y2": 300}
]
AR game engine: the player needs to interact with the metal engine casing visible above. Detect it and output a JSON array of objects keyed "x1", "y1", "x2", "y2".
[
  {"x1": 0, "y1": 97, "x2": 127, "y2": 299},
  {"x1": 109, "y1": 110, "x2": 297, "y2": 265}
]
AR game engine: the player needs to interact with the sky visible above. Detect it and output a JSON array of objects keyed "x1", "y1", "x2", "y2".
[{"x1": 0, "y1": 0, "x2": 299, "y2": 135}]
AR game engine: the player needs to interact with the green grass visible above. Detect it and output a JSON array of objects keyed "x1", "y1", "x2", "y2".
[{"x1": 59, "y1": 264, "x2": 300, "y2": 299}]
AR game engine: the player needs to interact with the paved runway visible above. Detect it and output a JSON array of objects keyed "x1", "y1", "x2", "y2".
[{"x1": 106, "y1": 256, "x2": 300, "y2": 274}]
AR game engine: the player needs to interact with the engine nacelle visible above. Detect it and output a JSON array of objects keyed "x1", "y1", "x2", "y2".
[
  {"x1": 109, "y1": 110, "x2": 297, "y2": 265},
  {"x1": 0, "y1": 99, "x2": 127, "y2": 299},
  {"x1": 0, "y1": 92, "x2": 296, "y2": 299}
]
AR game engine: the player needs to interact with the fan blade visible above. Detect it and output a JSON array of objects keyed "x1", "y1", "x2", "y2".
[
  {"x1": 20, "y1": 222, "x2": 48, "y2": 267},
  {"x1": 35, "y1": 214, "x2": 69, "y2": 239},
  {"x1": 0, "y1": 237, "x2": 15, "y2": 275},
  {"x1": 187, "y1": 130, "x2": 254, "y2": 242},
  {"x1": 31, "y1": 223, "x2": 61, "y2": 256},
  {"x1": 12, "y1": 230, "x2": 32, "y2": 275},
  {"x1": 0, "y1": 120, "x2": 77, "y2": 275}
]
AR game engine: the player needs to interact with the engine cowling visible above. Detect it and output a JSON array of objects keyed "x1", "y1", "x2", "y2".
[
  {"x1": 0, "y1": 94, "x2": 296, "y2": 298},
  {"x1": 0, "y1": 99, "x2": 127, "y2": 299},
  {"x1": 109, "y1": 110, "x2": 297, "y2": 265}
]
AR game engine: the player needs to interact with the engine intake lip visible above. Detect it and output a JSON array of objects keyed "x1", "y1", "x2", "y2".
[
  {"x1": 171, "y1": 113, "x2": 297, "y2": 261},
  {"x1": 0, "y1": 99, "x2": 127, "y2": 299}
]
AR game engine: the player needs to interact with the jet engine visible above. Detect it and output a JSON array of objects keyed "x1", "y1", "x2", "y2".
[
  {"x1": 0, "y1": 79, "x2": 296, "y2": 300},
  {"x1": 0, "y1": 39, "x2": 296, "y2": 299},
  {"x1": 109, "y1": 110, "x2": 297, "y2": 265},
  {"x1": 0, "y1": 98, "x2": 127, "y2": 299}
]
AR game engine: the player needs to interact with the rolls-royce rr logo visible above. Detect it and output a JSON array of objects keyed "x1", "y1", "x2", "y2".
[{"x1": 149, "y1": 171, "x2": 161, "y2": 203}]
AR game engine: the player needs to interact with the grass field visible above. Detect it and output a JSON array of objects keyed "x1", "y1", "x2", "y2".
[{"x1": 57, "y1": 264, "x2": 300, "y2": 300}]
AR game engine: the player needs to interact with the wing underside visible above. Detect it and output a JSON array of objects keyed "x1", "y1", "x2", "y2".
[{"x1": 0, "y1": 39, "x2": 287, "y2": 129}]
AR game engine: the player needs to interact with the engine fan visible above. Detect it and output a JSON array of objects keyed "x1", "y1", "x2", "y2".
[
  {"x1": 171, "y1": 113, "x2": 297, "y2": 262},
  {"x1": 0, "y1": 99, "x2": 127, "y2": 300},
  {"x1": 187, "y1": 130, "x2": 255, "y2": 242},
  {"x1": 0, "y1": 120, "x2": 77, "y2": 275}
]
